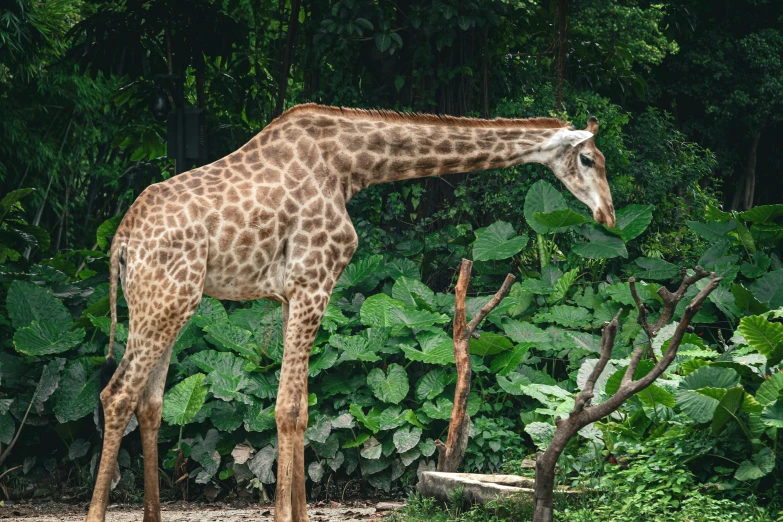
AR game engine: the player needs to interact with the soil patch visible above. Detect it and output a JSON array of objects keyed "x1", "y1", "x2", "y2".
[{"x1": 0, "y1": 500, "x2": 396, "y2": 521}]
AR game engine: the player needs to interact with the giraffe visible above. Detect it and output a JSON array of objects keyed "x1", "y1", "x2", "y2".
[{"x1": 87, "y1": 103, "x2": 615, "y2": 522}]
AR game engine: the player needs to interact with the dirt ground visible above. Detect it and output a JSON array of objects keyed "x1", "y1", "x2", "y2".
[{"x1": 0, "y1": 501, "x2": 400, "y2": 521}]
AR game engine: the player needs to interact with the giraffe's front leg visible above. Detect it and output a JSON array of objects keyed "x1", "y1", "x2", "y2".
[
  {"x1": 274, "y1": 293, "x2": 328, "y2": 522},
  {"x1": 291, "y1": 389, "x2": 309, "y2": 521}
]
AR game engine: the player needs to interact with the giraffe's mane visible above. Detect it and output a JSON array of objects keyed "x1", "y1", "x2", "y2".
[{"x1": 275, "y1": 103, "x2": 568, "y2": 129}]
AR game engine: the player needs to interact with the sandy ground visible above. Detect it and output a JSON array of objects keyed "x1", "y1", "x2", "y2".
[{"x1": 0, "y1": 501, "x2": 398, "y2": 521}]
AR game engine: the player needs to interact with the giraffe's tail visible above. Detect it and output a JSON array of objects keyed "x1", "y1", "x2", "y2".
[{"x1": 95, "y1": 239, "x2": 122, "y2": 483}]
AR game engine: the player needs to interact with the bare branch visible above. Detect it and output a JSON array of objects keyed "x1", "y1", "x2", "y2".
[
  {"x1": 621, "y1": 346, "x2": 645, "y2": 386},
  {"x1": 652, "y1": 266, "x2": 712, "y2": 334},
  {"x1": 629, "y1": 276, "x2": 657, "y2": 362},
  {"x1": 533, "y1": 269, "x2": 722, "y2": 522},
  {"x1": 466, "y1": 273, "x2": 516, "y2": 334},
  {"x1": 571, "y1": 310, "x2": 621, "y2": 415}
]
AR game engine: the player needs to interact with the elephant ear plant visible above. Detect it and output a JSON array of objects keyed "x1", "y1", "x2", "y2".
[{"x1": 532, "y1": 267, "x2": 722, "y2": 522}]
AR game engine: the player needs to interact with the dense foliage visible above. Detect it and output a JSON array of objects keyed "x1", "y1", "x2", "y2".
[{"x1": 1, "y1": 0, "x2": 783, "y2": 519}]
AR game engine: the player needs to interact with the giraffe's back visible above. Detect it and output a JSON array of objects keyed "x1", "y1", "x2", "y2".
[{"x1": 115, "y1": 127, "x2": 354, "y2": 304}]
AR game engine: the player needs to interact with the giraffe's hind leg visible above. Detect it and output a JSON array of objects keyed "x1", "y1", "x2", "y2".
[
  {"x1": 136, "y1": 343, "x2": 176, "y2": 522},
  {"x1": 86, "y1": 245, "x2": 205, "y2": 522}
]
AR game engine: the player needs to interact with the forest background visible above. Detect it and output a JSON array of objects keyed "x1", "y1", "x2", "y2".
[{"x1": 2, "y1": 1, "x2": 783, "y2": 520}]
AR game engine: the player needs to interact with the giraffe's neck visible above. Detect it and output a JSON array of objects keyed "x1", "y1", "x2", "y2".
[
  {"x1": 334, "y1": 113, "x2": 564, "y2": 198},
  {"x1": 261, "y1": 105, "x2": 567, "y2": 202}
]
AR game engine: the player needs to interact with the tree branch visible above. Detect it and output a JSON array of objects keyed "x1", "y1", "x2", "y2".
[
  {"x1": 571, "y1": 309, "x2": 621, "y2": 416},
  {"x1": 533, "y1": 269, "x2": 721, "y2": 522},
  {"x1": 466, "y1": 273, "x2": 516, "y2": 334}
]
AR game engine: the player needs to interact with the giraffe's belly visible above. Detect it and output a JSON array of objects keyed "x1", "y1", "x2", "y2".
[
  {"x1": 202, "y1": 266, "x2": 287, "y2": 302},
  {"x1": 202, "y1": 232, "x2": 288, "y2": 302}
]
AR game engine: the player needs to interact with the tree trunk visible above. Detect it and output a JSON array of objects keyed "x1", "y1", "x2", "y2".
[
  {"x1": 741, "y1": 129, "x2": 762, "y2": 210},
  {"x1": 274, "y1": 0, "x2": 301, "y2": 117},
  {"x1": 436, "y1": 260, "x2": 514, "y2": 472},
  {"x1": 530, "y1": 270, "x2": 721, "y2": 522},
  {"x1": 533, "y1": 425, "x2": 575, "y2": 522},
  {"x1": 437, "y1": 261, "x2": 473, "y2": 472},
  {"x1": 555, "y1": 0, "x2": 568, "y2": 110}
]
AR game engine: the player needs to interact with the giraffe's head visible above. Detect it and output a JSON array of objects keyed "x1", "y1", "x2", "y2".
[{"x1": 541, "y1": 117, "x2": 615, "y2": 228}]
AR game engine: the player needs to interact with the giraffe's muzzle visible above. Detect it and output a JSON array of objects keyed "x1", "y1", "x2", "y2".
[{"x1": 594, "y1": 205, "x2": 616, "y2": 229}]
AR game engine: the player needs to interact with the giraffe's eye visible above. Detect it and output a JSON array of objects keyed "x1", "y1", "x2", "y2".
[{"x1": 580, "y1": 154, "x2": 594, "y2": 168}]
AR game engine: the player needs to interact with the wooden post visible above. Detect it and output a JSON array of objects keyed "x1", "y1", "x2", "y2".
[{"x1": 436, "y1": 259, "x2": 515, "y2": 472}]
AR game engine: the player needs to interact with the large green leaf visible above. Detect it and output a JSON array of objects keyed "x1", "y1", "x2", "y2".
[
  {"x1": 533, "y1": 305, "x2": 592, "y2": 329},
  {"x1": 203, "y1": 323, "x2": 256, "y2": 358},
  {"x1": 0, "y1": 188, "x2": 34, "y2": 221},
  {"x1": 470, "y1": 332, "x2": 513, "y2": 356},
  {"x1": 634, "y1": 257, "x2": 679, "y2": 281},
  {"x1": 525, "y1": 422, "x2": 555, "y2": 451},
  {"x1": 360, "y1": 294, "x2": 408, "y2": 328},
  {"x1": 96, "y1": 215, "x2": 123, "y2": 250},
  {"x1": 387, "y1": 308, "x2": 449, "y2": 330},
  {"x1": 14, "y1": 321, "x2": 85, "y2": 356},
  {"x1": 497, "y1": 372, "x2": 531, "y2": 395},
  {"x1": 687, "y1": 220, "x2": 737, "y2": 242},
  {"x1": 472, "y1": 221, "x2": 529, "y2": 261},
  {"x1": 53, "y1": 359, "x2": 99, "y2": 423},
  {"x1": 191, "y1": 297, "x2": 228, "y2": 328},
  {"x1": 349, "y1": 404, "x2": 382, "y2": 433},
  {"x1": 749, "y1": 270, "x2": 783, "y2": 309},
  {"x1": 422, "y1": 397, "x2": 453, "y2": 419},
  {"x1": 734, "y1": 448, "x2": 775, "y2": 481},
  {"x1": 33, "y1": 358, "x2": 65, "y2": 412},
  {"x1": 189, "y1": 350, "x2": 251, "y2": 404},
  {"x1": 549, "y1": 269, "x2": 577, "y2": 303},
  {"x1": 708, "y1": 286, "x2": 741, "y2": 319},
  {"x1": 572, "y1": 225, "x2": 628, "y2": 259},
  {"x1": 393, "y1": 426, "x2": 422, "y2": 453},
  {"x1": 243, "y1": 403, "x2": 276, "y2": 432},
  {"x1": 638, "y1": 385, "x2": 676, "y2": 409},
  {"x1": 162, "y1": 374, "x2": 208, "y2": 425},
  {"x1": 415, "y1": 368, "x2": 448, "y2": 401},
  {"x1": 331, "y1": 334, "x2": 380, "y2": 363},
  {"x1": 756, "y1": 373, "x2": 783, "y2": 406},
  {"x1": 674, "y1": 366, "x2": 740, "y2": 424},
  {"x1": 681, "y1": 365, "x2": 740, "y2": 390},
  {"x1": 711, "y1": 386, "x2": 745, "y2": 435},
  {"x1": 761, "y1": 401, "x2": 783, "y2": 428},
  {"x1": 732, "y1": 284, "x2": 769, "y2": 316},
  {"x1": 532, "y1": 209, "x2": 587, "y2": 232},
  {"x1": 524, "y1": 180, "x2": 568, "y2": 234},
  {"x1": 7, "y1": 280, "x2": 72, "y2": 330},
  {"x1": 210, "y1": 401, "x2": 244, "y2": 432},
  {"x1": 739, "y1": 315, "x2": 783, "y2": 366},
  {"x1": 334, "y1": 254, "x2": 384, "y2": 294},
  {"x1": 502, "y1": 320, "x2": 549, "y2": 344},
  {"x1": 675, "y1": 388, "x2": 720, "y2": 423},
  {"x1": 0, "y1": 414, "x2": 15, "y2": 445},
  {"x1": 489, "y1": 343, "x2": 532, "y2": 376},
  {"x1": 613, "y1": 204, "x2": 654, "y2": 241},
  {"x1": 740, "y1": 204, "x2": 783, "y2": 224},
  {"x1": 309, "y1": 346, "x2": 338, "y2": 377},
  {"x1": 246, "y1": 372, "x2": 279, "y2": 399},
  {"x1": 392, "y1": 276, "x2": 435, "y2": 310},
  {"x1": 367, "y1": 364, "x2": 409, "y2": 404},
  {"x1": 402, "y1": 330, "x2": 454, "y2": 365}
]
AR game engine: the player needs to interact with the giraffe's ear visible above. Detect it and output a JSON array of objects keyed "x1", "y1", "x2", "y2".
[
  {"x1": 543, "y1": 129, "x2": 594, "y2": 150},
  {"x1": 586, "y1": 116, "x2": 599, "y2": 134}
]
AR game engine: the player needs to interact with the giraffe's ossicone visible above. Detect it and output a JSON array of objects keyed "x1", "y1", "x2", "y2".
[{"x1": 86, "y1": 104, "x2": 615, "y2": 522}]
